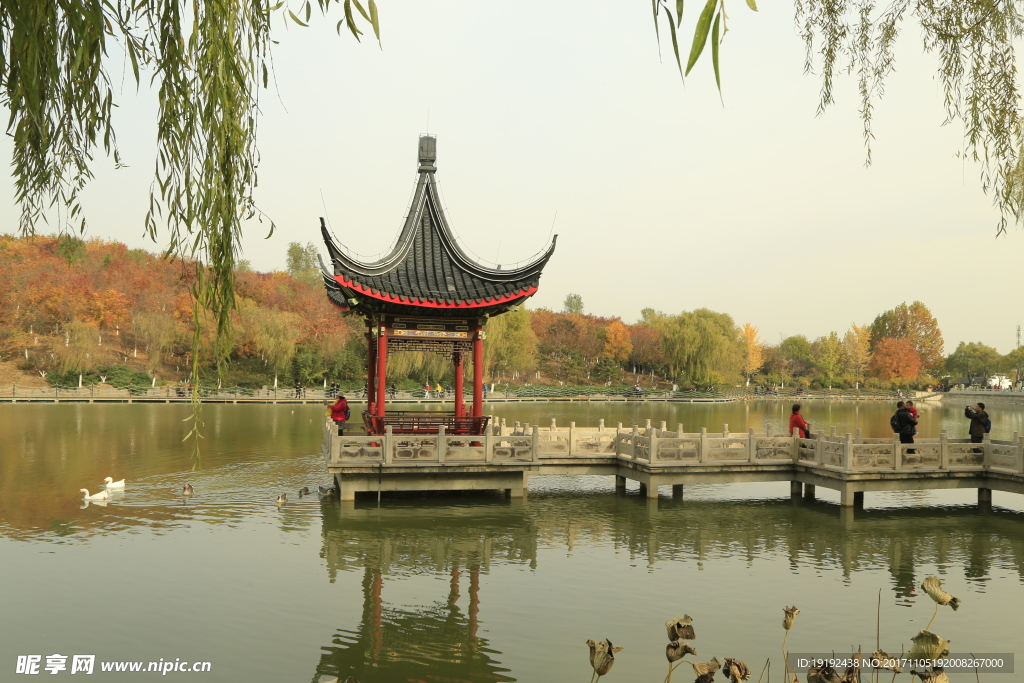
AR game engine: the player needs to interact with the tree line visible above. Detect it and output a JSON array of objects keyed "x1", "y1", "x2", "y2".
[{"x1": 0, "y1": 235, "x2": 1016, "y2": 390}]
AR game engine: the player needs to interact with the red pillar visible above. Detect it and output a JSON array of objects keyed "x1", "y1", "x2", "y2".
[
  {"x1": 454, "y1": 351, "x2": 464, "y2": 418},
  {"x1": 472, "y1": 329, "x2": 483, "y2": 418},
  {"x1": 366, "y1": 327, "x2": 376, "y2": 415},
  {"x1": 375, "y1": 327, "x2": 388, "y2": 422}
]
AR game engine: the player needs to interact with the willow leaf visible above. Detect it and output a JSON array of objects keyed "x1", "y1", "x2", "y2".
[
  {"x1": 711, "y1": 12, "x2": 721, "y2": 92},
  {"x1": 343, "y1": 0, "x2": 363, "y2": 39},
  {"x1": 352, "y1": 0, "x2": 371, "y2": 23},
  {"x1": 368, "y1": 0, "x2": 381, "y2": 45},
  {"x1": 287, "y1": 9, "x2": 308, "y2": 26},
  {"x1": 745, "y1": 0, "x2": 757, "y2": 9},
  {"x1": 666, "y1": 11, "x2": 682, "y2": 77},
  {"x1": 685, "y1": 0, "x2": 717, "y2": 76},
  {"x1": 676, "y1": 0, "x2": 684, "y2": 27},
  {"x1": 652, "y1": 0, "x2": 661, "y2": 51}
]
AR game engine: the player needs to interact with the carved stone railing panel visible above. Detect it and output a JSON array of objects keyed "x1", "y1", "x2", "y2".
[
  {"x1": 706, "y1": 437, "x2": 747, "y2": 461},
  {"x1": 988, "y1": 444, "x2": 1018, "y2": 469},
  {"x1": 900, "y1": 444, "x2": 940, "y2": 468},
  {"x1": 655, "y1": 438, "x2": 700, "y2": 462},
  {"x1": 947, "y1": 443, "x2": 984, "y2": 467},
  {"x1": 538, "y1": 431, "x2": 570, "y2": 454},
  {"x1": 492, "y1": 437, "x2": 533, "y2": 462},
  {"x1": 755, "y1": 437, "x2": 793, "y2": 460},
  {"x1": 445, "y1": 437, "x2": 486, "y2": 462},
  {"x1": 393, "y1": 438, "x2": 438, "y2": 461},
  {"x1": 821, "y1": 441, "x2": 844, "y2": 467},
  {"x1": 851, "y1": 444, "x2": 895, "y2": 469},
  {"x1": 574, "y1": 433, "x2": 617, "y2": 455},
  {"x1": 335, "y1": 438, "x2": 385, "y2": 463}
]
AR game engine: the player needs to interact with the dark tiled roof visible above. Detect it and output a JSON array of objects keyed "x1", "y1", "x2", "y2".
[{"x1": 321, "y1": 137, "x2": 555, "y2": 317}]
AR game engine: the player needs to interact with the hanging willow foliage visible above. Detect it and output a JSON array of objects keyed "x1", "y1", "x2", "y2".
[
  {"x1": 655, "y1": 0, "x2": 1024, "y2": 231},
  {"x1": 0, "y1": 0, "x2": 377, "y2": 465}
]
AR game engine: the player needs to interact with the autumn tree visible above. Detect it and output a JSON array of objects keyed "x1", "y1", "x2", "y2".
[
  {"x1": 842, "y1": 324, "x2": 872, "y2": 385},
  {"x1": 135, "y1": 311, "x2": 182, "y2": 374},
  {"x1": 602, "y1": 320, "x2": 632, "y2": 364},
  {"x1": 780, "y1": 335, "x2": 814, "y2": 376},
  {"x1": 253, "y1": 310, "x2": 303, "y2": 389},
  {"x1": 628, "y1": 323, "x2": 664, "y2": 376},
  {"x1": 870, "y1": 302, "x2": 944, "y2": 373},
  {"x1": 739, "y1": 323, "x2": 764, "y2": 387},
  {"x1": 869, "y1": 337, "x2": 922, "y2": 382},
  {"x1": 1002, "y1": 347, "x2": 1024, "y2": 382}
]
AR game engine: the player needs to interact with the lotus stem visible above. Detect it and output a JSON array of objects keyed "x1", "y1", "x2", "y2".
[
  {"x1": 664, "y1": 659, "x2": 687, "y2": 683},
  {"x1": 756, "y1": 658, "x2": 770, "y2": 683},
  {"x1": 782, "y1": 630, "x2": 790, "y2": 680},
  {"x1": 925, "y1": 601, "x2": 939, "y2": 632}
]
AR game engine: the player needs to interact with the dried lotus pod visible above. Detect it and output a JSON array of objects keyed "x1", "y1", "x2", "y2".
[
  {"x1": 839, "y1": 649, "x2": 861, "y2": 683},
  {"x1": 688, "y1": 657, "x2": 721, "y2": 678},
  {"x1": 667, "y1": 641, "x2": 698, "y2": 662},
  {"x1": 911, "y1": 668, "x2": 949, "y2": 683},
  {"x1": 586, "y1": 638, "x2": 623, "y2": 677},
  {"x1": 921, "y1": 577, "x2": 961, "y2": 611},
  {"x1": 667, "y1": 614, "x2": 696, "y2": 641},
  {"x1": 782, "y1": 606, "x2": 800, "y2": 630},
  {"x1": 807, "y1": 661, "x2": 841, "y2": 683},
  {"x1": 909, "y1": 630, "x2": 951, "y2": 661},
  {"x1": 722, "y1": 658, "x2": 751, "y2": 683},
  {"x1": 870, "y1": 650, "x2": 904, "y2": 673}
]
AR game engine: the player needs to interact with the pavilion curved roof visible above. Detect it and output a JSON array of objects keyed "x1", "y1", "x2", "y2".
[{"x1": 321, "y1": 136, "x2": 556, "y2": 318}]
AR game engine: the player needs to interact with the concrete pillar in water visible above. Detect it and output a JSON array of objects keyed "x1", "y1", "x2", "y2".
[
  {"x1": 672, "y1": 484, "x2": 684, "y2": 499},
  {"x1": 978, "y1": 487, "x2": 992, "y2": 504},
  {"x1": 638, "y1": 482, "x2": 648, "y2": 497},
  {"x1": 790, "y1": 481, "x2": 802, "y2": 498},
  {"x1": 803, "y1": 483, "x2": 816, "y2": 500},
  {"x1": 615, "y1": 475, "x2": 627, "y2": 493}
]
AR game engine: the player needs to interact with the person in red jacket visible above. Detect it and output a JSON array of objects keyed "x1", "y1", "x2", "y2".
[
  {"x1": 329, "y1": 394, "x2": 350, "y2": 435},
  {"x1": 789, "y1": 403, "x2": 810, "y2": 438}
]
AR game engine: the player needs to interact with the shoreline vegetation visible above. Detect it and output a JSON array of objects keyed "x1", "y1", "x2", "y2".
[{"x1": 1, "y1": 234, "x2": 1016, "y2": 395}]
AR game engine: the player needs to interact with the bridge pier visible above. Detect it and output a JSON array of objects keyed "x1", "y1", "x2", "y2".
[
  {"x1": 672, "y1": 484, "x2": 684, "y2": 499},
  {"x1": 803, "y1": 484, "x2": 816, "y2": 500},
  {"x1": 615, "y1": 475, "x2": 627, "y2": 494},
  {"x1": 840, "y1": 485, "x2": 864, "y2": 508},
  {"x1": 978, "y1": 487, "x2": 992, "y2": 505},
  {"x1": 790, "y1": 481, "x2": 802, "y2": 499}
]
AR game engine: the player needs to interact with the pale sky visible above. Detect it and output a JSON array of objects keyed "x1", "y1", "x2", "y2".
[{"x1": 0, "y1": 1, "x2": 1019, "y2": 354}]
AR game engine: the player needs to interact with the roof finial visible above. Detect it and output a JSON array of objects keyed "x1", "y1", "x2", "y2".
[{"x1": 418, "y1": 135, "x2": 436, "y2": 173}]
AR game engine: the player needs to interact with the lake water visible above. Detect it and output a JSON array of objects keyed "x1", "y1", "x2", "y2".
[{"x1": 2, "y1": 400, "x2": 1023, "y2": 682}]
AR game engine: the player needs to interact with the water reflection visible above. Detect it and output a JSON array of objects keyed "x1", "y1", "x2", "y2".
[{"x1": 313, "y1": 490, "x2": 1024, "y2": 681}]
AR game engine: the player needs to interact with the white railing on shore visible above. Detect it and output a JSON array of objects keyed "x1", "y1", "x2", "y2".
[{"x1": 323, "y1": 417, "x2": 1024, "y2": 478}]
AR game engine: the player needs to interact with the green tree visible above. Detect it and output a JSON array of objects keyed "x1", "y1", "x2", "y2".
[
  {"x1": 944, "y1": 342, "x2": 1002, "y2": 382},
  {"x1": 657, "y1": 309, "x2": 742, "y2": 386},
  {"x1": 562, "y1": 293, "x2": 584, "y2": 315},
  {"x1": 484, "y1": 307, "x2": 537, "y2": 382},
  {"x1": 812, "y1": 332, "x2": 843, "y2": 388},
  {"x1": 1002, "y1": 347, "x2": 1024, "y2": 382},
  {"x1": 780, "y1": 335, "x2": 813, "y2": 375},
  {"x1": 254, "y1": 309, "x2": 302, "y2": 390},
  {"x1": 869, "y1": 302, "x2": 944, "y2": 373},
  {"x1": 286, "y1": 242, "x2": 321, "y2": 287}
]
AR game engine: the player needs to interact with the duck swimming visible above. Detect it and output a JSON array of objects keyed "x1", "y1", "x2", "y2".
[
  {"x1": 277, "y1": 493, "x2": 288, "y2": 503},
  {"x1": 80, "y1": 488, "x2": 110, "y2": 501},
  {"x1": 182, "y1": 483, "x2": 194, "y2": 495},
  {"x1": 102, "y1": 477, "x2": 125, "y2": 489},
  {"x1": 299, "y1": 486, "x2": 310, "y2": 496}
]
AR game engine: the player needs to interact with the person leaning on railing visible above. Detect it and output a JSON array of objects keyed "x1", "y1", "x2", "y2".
[
  {"x1": 789, "y1": 404, "x2": 810, "y2": 439},
  {"x1": 328, "y1": 394, "x2": 351, "y2": 436}
]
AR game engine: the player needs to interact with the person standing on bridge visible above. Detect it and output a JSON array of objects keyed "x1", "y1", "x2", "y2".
[
  {"x1": 893, "y1": 401, "x2": 918, "y2": 453},
  {"x1": 329, "y1": 394, "x2": 350, "y2": 436},
  {"x1": 789, "y1": 404, "x2": 810, "y2": 439},
  {"x1": 965, "y1": 402, "x2": 989, "y2": 452}
]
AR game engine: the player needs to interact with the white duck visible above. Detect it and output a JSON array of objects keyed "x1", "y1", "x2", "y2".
[
  {"x1": 101, "y1": 477, "x2": 125, "y2": 489},
  {"x1": 80, "y1": 488, "x2": 110, "y2": 501}
]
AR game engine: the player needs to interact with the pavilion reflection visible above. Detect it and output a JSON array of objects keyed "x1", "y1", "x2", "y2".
[{"x1": 312, "y1": 492, "x2": 1024, "y2": 681}]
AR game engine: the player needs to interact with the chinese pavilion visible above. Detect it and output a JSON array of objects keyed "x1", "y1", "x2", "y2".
[{"x1": 320, "y1": 136, "x2": 556, "y2": 435}]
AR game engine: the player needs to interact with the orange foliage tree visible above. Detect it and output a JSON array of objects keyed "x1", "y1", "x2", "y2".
[{"x1": 869, "y1": 337, "x2": 922, "y2": 381}]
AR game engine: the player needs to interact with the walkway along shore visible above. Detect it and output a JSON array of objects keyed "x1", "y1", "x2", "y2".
[
  {"x1": 323, "y1": 416, "x2": 1024, "y2": 514},
  {"x1": 0, "y1": 384, "x2": 935, "y2": 404}
]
